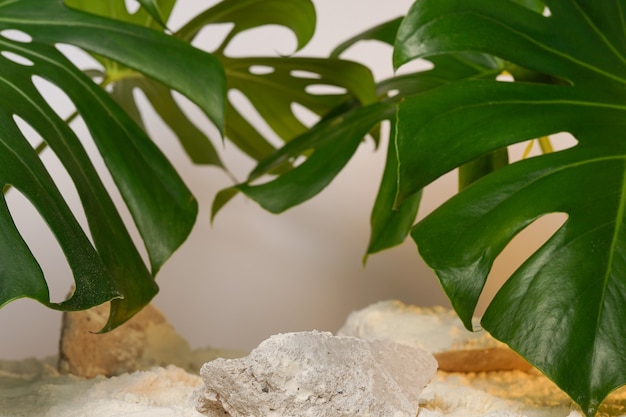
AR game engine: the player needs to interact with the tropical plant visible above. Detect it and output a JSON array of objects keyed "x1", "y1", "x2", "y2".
[
  {"x1": 0, "y1": 0, "x2": 223, "y2": 331},
  {"x1": 0, "y1": 0, "x2": 376, "y2": 330},
  {"x1": 218, "y1": 0, "x2": 626, "y2": 415},
  {"x1": 1, "y1": 0, "x2": 622, "y2": 415},
  {"x1": 394, "y1": 2, "x2": 626, "y2": 415}
]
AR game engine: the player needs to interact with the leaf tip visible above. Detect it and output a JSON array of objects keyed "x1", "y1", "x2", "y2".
[
  {"x1": 362, "y1": 252, "x2": 370, "y2": 267},
  {"x1": 211, "y1": 186, "x2": 240, "y2": 224}
]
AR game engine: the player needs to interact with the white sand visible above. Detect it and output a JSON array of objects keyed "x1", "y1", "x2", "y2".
[
  {"x1": 0, "y1": 358, "x2": 203, "y2": 417},
  {"x1": 3, "y1": 301, "x2": 626, "y2": 417},
  {"x1": 4, "y1": 353, "x2": 626, "y2": 417}
]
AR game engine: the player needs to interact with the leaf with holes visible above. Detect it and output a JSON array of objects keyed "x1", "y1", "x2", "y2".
[
  {"x1": 65, "y1": 0, "x2": 225, "y2": 167},
  {"x1": 174, "y1": 0, "x2": 380, "y2": 165},
  {"x1": 228, "y1": 47, "x2": 501, "y2": 253},
  {"x1": 176, "y1": 0, "x2": 316, "y2": 51},
  {"x1": 328, "y1": 16, "x2": 507, "y2": 255},
  {"x1": 229, "y1": 16, "x2": 502, "y2": 255},
  {"x1": 0, "y1": 0, "x2": 226, "y2": 330},
  {"x1": 394, "y1": 0, "x2": 626, "y2": 414},
  {"x1": 75, "y1": 0, "x2": 329, "y2": 168},
  {"x1": 223, "y1": 57, "x2": 377, "y2": 162},
  {"x1": 366, "y1": 53, "x2": 502, "y2": 255},
  {"x1": 236, "y1": 102, "x2": 393, "y2": 214}
]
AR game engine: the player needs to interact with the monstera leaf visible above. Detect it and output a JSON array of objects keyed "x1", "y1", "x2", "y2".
[
  {"x1": 0, "y1": 0, "x2": 225, "y2": 330},
  {"x1": 63, "y1": 0, "x2": 226, "y2": 167},
  {"x1": 394, "y1": 0, "x2": 626, "y2": 414},
  {"x1": 197, "y1": 0, "x2": 389, "y2": 216},
  {"x1": 228, "y1": 16, "x2": 503, "y2": 259},
  {"x1": 81, "y1": 0, "x2": 360, "y2": 169},
  {"x1": 175, "y1": 0, "x2": 380, "y2": 167}
]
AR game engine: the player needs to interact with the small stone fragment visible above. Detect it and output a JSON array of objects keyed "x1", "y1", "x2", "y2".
[
  {"x1": 59, "y1": 303, "x2": 193, "y2": 378},
  {"x1": 195, "y1": 330, "x2": 437, "y2": 417}
]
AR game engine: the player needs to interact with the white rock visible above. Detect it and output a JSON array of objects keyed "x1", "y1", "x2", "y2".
[
  {"x1": 195, "y1": 330, "x2": 437, "y2": 417},
  {"x1": 338, "y1": 300, "x2": 531, "y2": 373},
  {"x1": 337, "y1": 300, "x2": 500, "y2": 353}
]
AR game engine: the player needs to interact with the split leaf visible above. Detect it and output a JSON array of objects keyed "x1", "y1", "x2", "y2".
[
  {"x1": 0, "y1": 0, "x2": 226, "y2": 330},
  {"x1": 394, "y1": 0, "x2": 626, "y2": 414}
]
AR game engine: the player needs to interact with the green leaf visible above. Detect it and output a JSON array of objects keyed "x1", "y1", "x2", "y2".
[
  {"x1": 365, "y1": 54, "x2": 502, "y2": 257},
  {"x1": 174, "y1": 0, "x2": 365, "y2": 166},
  {"x1": 511, "y1": 0, "x2": 546, "y2": 13},
  {"x1": 0, "y1": 0, "x2": 215, "y2": 271},
  {"x1": 135, "y1": 0, "x2": 168, "y2": 28},
  {"x1": 237, "y1": 102, "x2": 394, "y2": 213},
  {"x1": 0, "y1": 113, "x2": 120, "y2": 311},
  {"x1": 227, "y1": 33, "x2": 501, "y2": 240},
  {"x1": 394, "y1": 0, "x2": 626, "y2": 414},
  {"x1": 232, "y1": 50, "x2": 501, "y2": 217},
  {"x1": 3, "y1": 0, "x2": 225, "y2": 134},
  {"x1": 65, "y1": 0, "x2": 225, "y2": 167},
  {"x1": 365, "y1": 121, "x2": 421, "y2": 258},
  {"x1": 223, "y1": 56, "x2": 377, "y2": 162},
  {"x1": 0, "y1": 42, "x2": 157, "y2": 322},
  {"x1": 0, "y1": 0, "x2": 227, "y2": 330},
  {"x1": 65, "y1": 0, "x2": 175, "y2": 31},
  {"x1": 393, "y1": 0, "x2": 626, "y2": 91},
  {"x1": 176, "y1": 0, "x2": 316, "y2": 52},
  {"x1": 211, "y1": 186, "x2": 240, "y2": 223},
  {"x1": 111, "y1": 77, "x2": 225, "y2": 167},
  {"x1": 330, "y1": 17, "x2": 403, "y2": 58},
  {"x1": 76, "y1": 0, "x2": 320, "y2": 168}
]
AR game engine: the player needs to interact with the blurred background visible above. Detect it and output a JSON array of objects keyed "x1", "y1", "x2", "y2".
[{"x1": 0, "y1": 0, "x2": 567, "y2": 359}]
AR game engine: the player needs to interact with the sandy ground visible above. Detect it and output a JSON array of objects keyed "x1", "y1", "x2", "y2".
[{"x1": 4, "y1": 301, "x2": 626, "y2": 417}]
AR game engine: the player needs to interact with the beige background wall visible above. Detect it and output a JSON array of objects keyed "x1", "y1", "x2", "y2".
[{"x1": 0, "y1": 0, "x2": 566, "y2": 359}]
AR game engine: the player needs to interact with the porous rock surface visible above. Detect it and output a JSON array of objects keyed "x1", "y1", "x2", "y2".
[
  {"x1": 59, "y1": 302, "x2": 246, "y2": 378},
  {"x1": 59, "y1": 303, "x2": 194, "y2": 378},
  {"x1": 338, "y1": 300, "x2": 531, "y2": 372},
  {"x1": 195, "y1": 330, "x2": 437, "y2": 417},
  {"x1": 337, "y1": 300, "x2": 499, "y2": 352}
]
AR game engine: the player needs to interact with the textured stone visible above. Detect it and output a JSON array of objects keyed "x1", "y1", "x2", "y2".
[
  {"x1": 59, "y1": 302, "x2": 245, "y2": 378},
  {"x1": 337, "y1": 300, "x2": 499, "y2": 352},
  {"x1": 59, "y1": 303, "x2": 193, "y2": 378},
  {"x1": 338, "y1": 300, "x2": 530, "y2": 372},
  {"x1": 195, "y1": 330, "x2": 437, "y2": 417}
]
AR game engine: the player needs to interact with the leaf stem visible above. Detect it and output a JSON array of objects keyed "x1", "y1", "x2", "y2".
[
  {"x1": 538, "y1": 135, "x2": 554, "y2": 153},
  {"x1": 521, "y1": 140, "x2": 535, "y2": 159},
  {"x1": 521, "y1": 136, "x2": 554, "y2": 160}
]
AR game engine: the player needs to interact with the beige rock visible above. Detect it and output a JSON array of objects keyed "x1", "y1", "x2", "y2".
[
  {"x1": 338, "y1": 300, "x2": 531, "y2": 372},
  {"x1": 58, "y1": 303, "x2": 194, "y2": 378},
  {"x1": 434, "y1": 348, "x2": 531, "y2": 372}
]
